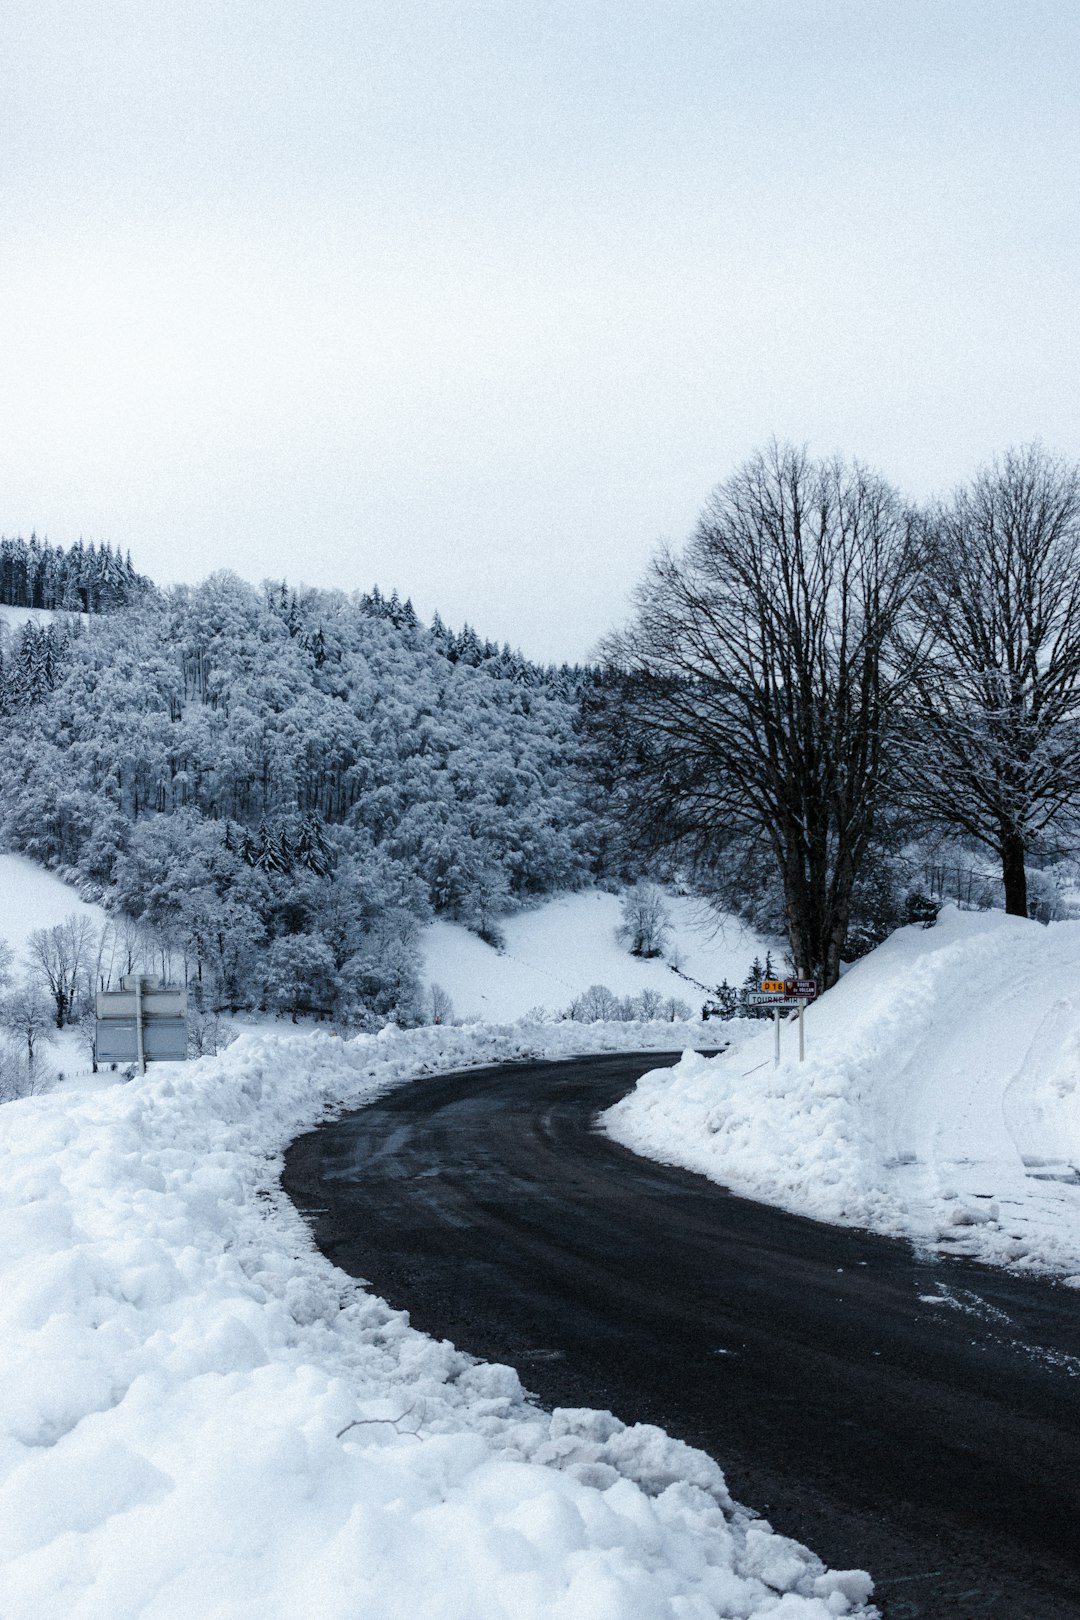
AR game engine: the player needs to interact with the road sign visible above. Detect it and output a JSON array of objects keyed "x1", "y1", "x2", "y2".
[
  {"x1": 746, "y1": 994, "x2": 802, "y2": 1008},
  {"x1": 95, "y1": 975, "x2": 188, "y2": 1070},
  {"x1": 761, "y1": 979, "x2": 786, "y2": 993},
  {"x1": 787, "y1": 979, "x2": 818, "y2": 999}
]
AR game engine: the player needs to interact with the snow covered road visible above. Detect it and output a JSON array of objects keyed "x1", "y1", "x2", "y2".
[{"x1": 284, "y1": 1053, "x2": 1080, "y2": 1620}]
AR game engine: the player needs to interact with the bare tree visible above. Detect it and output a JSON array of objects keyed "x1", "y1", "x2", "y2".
[
  {"x1": 635, "y1": 987, "x2": 665, "y2": 1020},
  {"x1": 0, "y1": 980, "x2": 55, "y2": 1076},
  {"x1": 902, "y1": 445, "x2": 1080, "y2": 917},
  {"x1": 27, "y1": 912, "x2": 96, "y2": 1027},
  {"x1": 569, "y1": 984, "x2": 621, "y2": 1021},
  {"x1": 601, "y1": 444, "x2": 924, "y2": 988},
  {"x1": 616, "y1": 882, "x2": 671, "y2": 958},
  {"x1": 425, "y1": 982, "x2": 455, "y2": 1025}
]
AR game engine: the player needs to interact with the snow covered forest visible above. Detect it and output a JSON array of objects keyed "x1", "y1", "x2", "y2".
[
  {"x1": 0, "y1": 534, "x2": 149, "y2": 613},
  {"x1": 3, "y1": 441, "x2": 1080, "y2": 1033},
  {"x1": 0, "y1": 569, "x2": 612, "y2": 1026}
]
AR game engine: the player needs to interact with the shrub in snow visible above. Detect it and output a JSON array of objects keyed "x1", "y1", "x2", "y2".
[
  {"x1": 187, "y1": 1009, "x2": 235, "y2": 1058},
  {"x1": 569, "y1": 984, "x2": 622, "y2": 1021},
  {"x1": 567, "y1": 985, "x2": 696, "y2": 1025}
]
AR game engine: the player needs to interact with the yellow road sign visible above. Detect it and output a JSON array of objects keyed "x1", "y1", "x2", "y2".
[{"x1": 761, "y1": 980, "x2": 786, "y2": 993}]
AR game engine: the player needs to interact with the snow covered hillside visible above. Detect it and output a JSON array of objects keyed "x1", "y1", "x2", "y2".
[
  {"x1": 421, "y1": 889, "x2": 772, "y2": 1022},
  {"x1": 0, "y1": 603, "x2": 61, "y2": 632},
  {"x1": 0, "y1": 851, "x2": 107, "y2": 955},
  {"x1": 606, "y1": 907, "x2": 1080, "y2": 1282},
  {"x1": 0, "y1": 1024, "x2": 874, "y2": 1619}
]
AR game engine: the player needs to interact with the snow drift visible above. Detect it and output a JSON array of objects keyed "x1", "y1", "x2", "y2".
[
  {"x1": 0, "y1": 1019, "x2": 874, "y2": 1619},
  {"x1": 605, "y1": 908, "x2": 1080, "y2": 1282}
]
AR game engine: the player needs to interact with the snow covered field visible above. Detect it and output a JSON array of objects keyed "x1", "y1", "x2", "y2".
[
  {"x1": 606, "y1": 907, "x2": 1080, "y2": 1283},
  {"x1": 0, "y1": 851, "x2": 108, "y2": 954},
  {"x1": 0, "y1": 1021, "x2": 874, "y2": 1619},
  {"x1": 421, "y1": 889, "x2": 772, "y2": 1022},
  {"x1": 0, "y1": 603, "x2": 63, "y2": 632}
]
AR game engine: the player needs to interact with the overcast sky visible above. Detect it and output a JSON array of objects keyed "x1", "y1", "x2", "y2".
[{"x1": 1, "y1": 2, "x2": 1077, "y2": 661}]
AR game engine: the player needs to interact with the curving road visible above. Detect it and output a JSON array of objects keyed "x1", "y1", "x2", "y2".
[{"x1": 282, "y1": 1052, "x2": 1080, "y2": 1620}]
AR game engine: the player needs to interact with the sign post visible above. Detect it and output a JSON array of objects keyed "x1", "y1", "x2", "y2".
[
  {"x1": 134, "y1": 974, "x2": 145, "y2": 1075},
  {"x1": 741, "y1": 978, "x2": 818, "y2": 1064},
  {"x1": 95, "y1": 976, "x2": 188, "y2": 1069}
]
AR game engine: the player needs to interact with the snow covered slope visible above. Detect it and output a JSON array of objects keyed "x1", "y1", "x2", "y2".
[
  {"x1": 0, "y1": 851, "x2": 107, "y2": 956},
  {"x1": 0, "y1": 1022, "x2": 874, "y2": 1618},
  {"x1": 421, "y1": 889, "x2": 771, "y2": 1021},
  {"x1": 605, "y1": 907, "x2": 1080, "y2": 1281},
  {"x1": 0, "y1": 603, "x2": 61, "y2": 632}
]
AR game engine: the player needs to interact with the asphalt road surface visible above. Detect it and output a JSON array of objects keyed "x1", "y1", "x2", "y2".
[{"x1": 282, "y1": 1052, "x2": 1080, "y2": 1620}]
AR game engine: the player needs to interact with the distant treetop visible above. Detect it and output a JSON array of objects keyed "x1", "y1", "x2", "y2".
[{"x1": 0, "y1": 535, "x2": 151, "y2": 614}]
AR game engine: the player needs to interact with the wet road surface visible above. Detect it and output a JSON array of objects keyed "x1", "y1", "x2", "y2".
[{"x1": 282, "y1": 1053, "x2": 1080, "y2": 1619}]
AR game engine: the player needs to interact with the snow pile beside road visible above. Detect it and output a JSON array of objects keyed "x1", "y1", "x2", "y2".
[
  {"x1": 0, "y1": 1019, "x2": 874, "y2": 1619},
  {"x1": 605, "y1": 908, "x2": 1080, "y2": 1281}
]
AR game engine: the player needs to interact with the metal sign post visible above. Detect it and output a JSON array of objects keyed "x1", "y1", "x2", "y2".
[
  {"x1": 134, "y1": 974, "x2": 145, "y2": 1076},
  {"x1": 95, "y1": 976, "x2": 188, "y2": 1068},
  {"x1": 742, "y1": 979, "x2": 819, "y2": 1065}
]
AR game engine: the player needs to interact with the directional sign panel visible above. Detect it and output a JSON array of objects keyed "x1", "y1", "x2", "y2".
[{"x1": 95, "y1": 1018, "x2": 188, "y2": 1062}]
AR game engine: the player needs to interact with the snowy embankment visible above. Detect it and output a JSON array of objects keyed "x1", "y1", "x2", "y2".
[
  {"x1": 605, "y1": 908, "x2": 1080, "y2": 1282},
  {"x1": 1, "y1": 1020, "x2": 874, "y2": 1619}
]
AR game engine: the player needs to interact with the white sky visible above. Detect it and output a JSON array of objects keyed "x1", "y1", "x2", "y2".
[{"x1": 1, "y1": 1, "x2": 1077, "y2": 662}]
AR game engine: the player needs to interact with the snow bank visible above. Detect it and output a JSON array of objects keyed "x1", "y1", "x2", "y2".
[
  {"x1": 0, "y1": 1019, "x2": 874, "y2": 1618},
  {"x1": 421, "y1": 888, "x2": 772, "y2": 1022},
  {"x1": 605, "y1": 908, "x2": 1080, "y2": 1281}
]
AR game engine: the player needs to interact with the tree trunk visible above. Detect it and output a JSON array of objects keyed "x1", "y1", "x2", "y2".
[{"x1": 1001, "y1": 831, "x2": 1028, "y2": 917}]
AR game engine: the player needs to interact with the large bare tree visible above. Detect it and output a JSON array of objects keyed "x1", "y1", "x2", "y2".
[
  {"x1": 601, "y1": 443, "x2": 923, "y2": 987},
  {"x1": 27, "y1": 912, "x2": 95, "y2": 1027},
  {"x1": 903, "y1": 444, "x2": 1080, "y2": 916}
]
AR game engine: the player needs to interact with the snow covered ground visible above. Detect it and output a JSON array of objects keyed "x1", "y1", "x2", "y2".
[
  {"x1": 0, "y1": 1021, "x2": 874, "y2": 1619},
  {"x1": 0, "y1": 603, "x2": 61, "y2": 632},
  {"x1": 420, "y1": 889, "x2": 772, "y2": 1022},
  {"x1": 605, "y1": 907, "x2": 1080, "y2": 1283}
]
